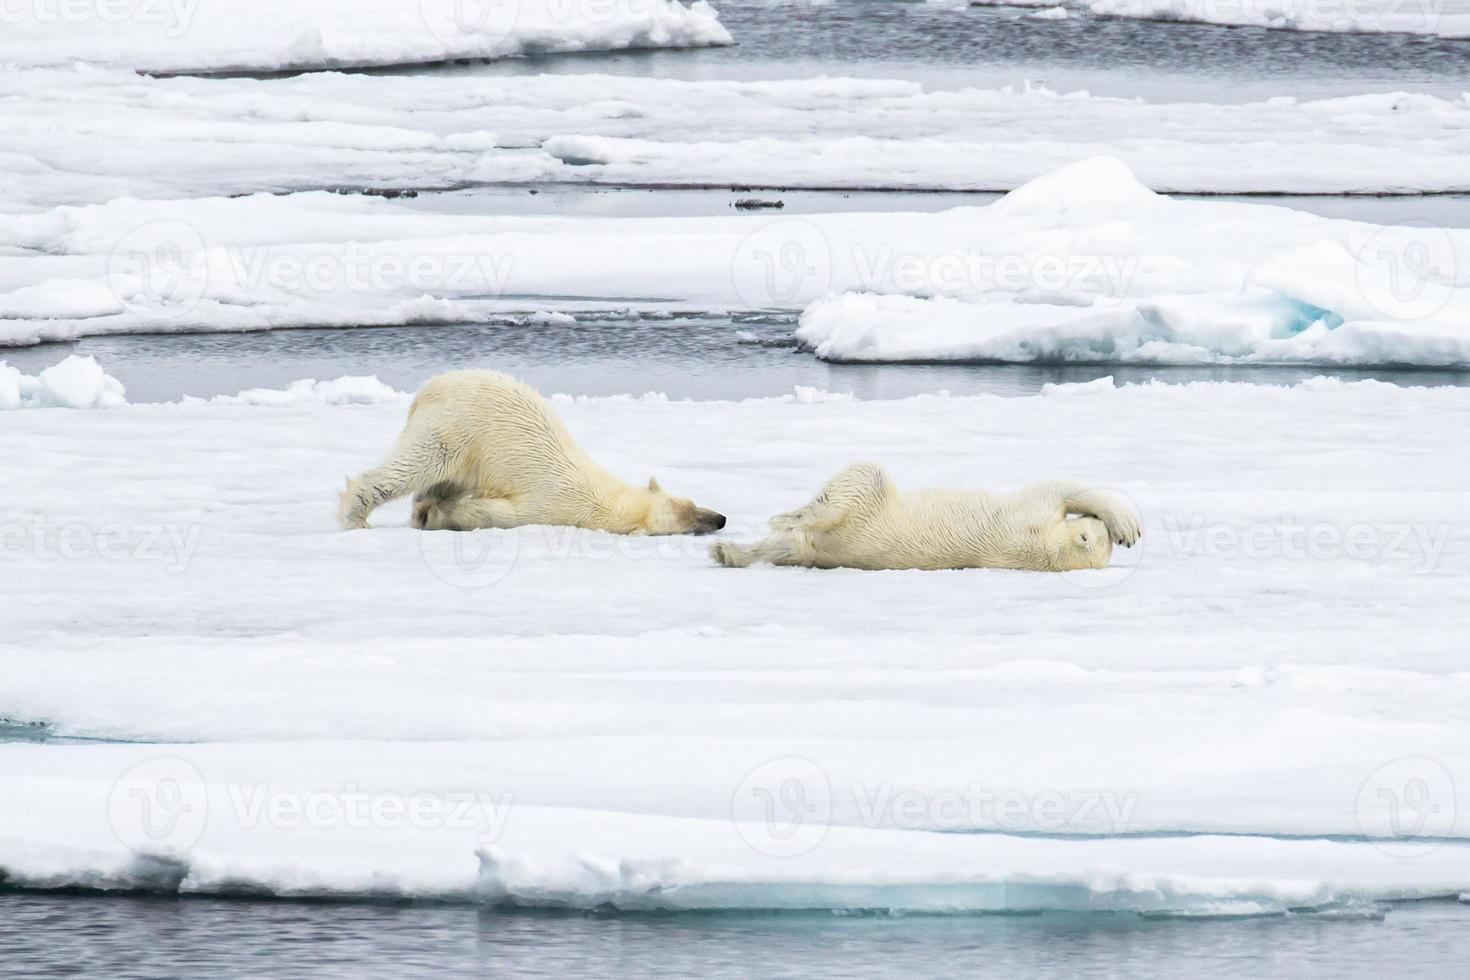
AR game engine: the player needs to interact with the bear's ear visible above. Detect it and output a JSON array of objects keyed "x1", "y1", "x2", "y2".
[{"x1": 647, "y1": 477, "x2": 662, "y2": 493}]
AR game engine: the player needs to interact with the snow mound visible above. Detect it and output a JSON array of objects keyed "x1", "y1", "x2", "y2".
[
  {"x1": 988, "y1": 155, "x2": 1161, "y2": 216},
  {"x1": 0, "y1": 0, "x2": 733, "y2": 74},
  {"x1": 0, "y1": 355, "x2": 126, "y2": 410},
  {"x1": 1084, "y1": 0, "x2": 1470, "y2": 38},
  {"x1": 793, "y1": 160, "x2": 1470, "y2": 368},
  {"x1": 210, "y1": 376, "x2": 407, "y2": 407}
]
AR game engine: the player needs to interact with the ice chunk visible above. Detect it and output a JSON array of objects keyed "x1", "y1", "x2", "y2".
[{"x1": 0, "y1": 355, "x2": 127, "y2": 410}]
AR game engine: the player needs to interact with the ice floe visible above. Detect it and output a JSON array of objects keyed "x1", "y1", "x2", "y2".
[
  {"x1": 2, "y1": 70, "x2": 1468, "y2": 211},
  {"x1": 0, "y1": 370, "x2": 1467, "y2": 906},
  {"x1": 1085, "y1": 0, "x2": 1470, "y2": 38},
  {"x1": 0, "y1": 0, "x2": 732, "y2": 74},
  {"x1": 3, "y1": 158, "x2": 1465, "y2": 367}
]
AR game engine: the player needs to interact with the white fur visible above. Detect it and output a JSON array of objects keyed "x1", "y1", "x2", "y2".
[
  {"x1": 711, "y1": 463, "x2": 1140, "y2": 572},
  {"x1": 337, "y1": 370, "x2": 724, "y2": 535}
]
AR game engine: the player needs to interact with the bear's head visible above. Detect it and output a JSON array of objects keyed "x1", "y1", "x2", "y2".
[
  {"x1": 630, "y1": 477, "x2": 726, "y2": 536},
  {"x1": 1055, "y1": 515, "x2": 1113, "y2": 570}
]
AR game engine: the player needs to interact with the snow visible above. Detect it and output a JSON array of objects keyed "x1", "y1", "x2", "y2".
[
  {"x1": 208, "y1": 376, "x2": 405, "y2": 407},
  {"x1": 1085, "y1": 0, "x2": 1470, "y2": 38},
  {"x1": 971, "y1": 0, "x2": 1470, "y2": 36},
  {"x1": 0, "y1": 0, "x2": 732, "y2": 74},
  {"x1": 4, "y1": 158, "x2": 1465, "y2": 367},
  {"x1": 3, "y1": 70, "x2": 1468, "y2": 211},
  {"x1": 0, "y1": 354, "x2": 126, "y2": 409},
  {"x1": 0, "y1": 368, "x2": 1467, "y2": 907}
]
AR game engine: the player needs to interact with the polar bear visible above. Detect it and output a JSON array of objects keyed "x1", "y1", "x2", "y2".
[
  {"x1": 338, "y1": 370, "x2": 726, "y2": 535},
  {"x1": 710, "y1": 463, "x2": 1139, "y2": 572}
]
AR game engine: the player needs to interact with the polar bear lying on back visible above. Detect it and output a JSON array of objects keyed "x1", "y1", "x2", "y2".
[
  {"x1": 338, "y1": 370, "x2": 726, "y2": 535},
  {"x1": 711, "y1": 463, "x2": 1139, "y2": 572}
]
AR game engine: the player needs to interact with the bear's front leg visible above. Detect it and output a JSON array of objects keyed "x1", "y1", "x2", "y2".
[{"x1": 1031, "y1": 483, "x2": 1141, "y2": 547}]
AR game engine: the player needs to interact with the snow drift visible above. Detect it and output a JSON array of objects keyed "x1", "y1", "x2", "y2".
[{"x1": 0, "y1": 0, "x2": 732, "y2": 74}]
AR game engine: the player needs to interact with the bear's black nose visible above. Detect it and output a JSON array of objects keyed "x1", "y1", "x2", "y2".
[{"x1": 712, "y1": 513, "x2": 727, "y2": 530}]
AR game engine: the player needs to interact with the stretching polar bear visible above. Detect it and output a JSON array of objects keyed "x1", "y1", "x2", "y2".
[
  {"x1": 338, "y1": 370, "x2": 726, "y2": 535},
  {"x1": 710, "y1": 463, "x2": 1139, "y2": 572}
]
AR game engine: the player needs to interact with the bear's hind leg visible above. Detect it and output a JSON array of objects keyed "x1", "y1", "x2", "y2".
[
  {"x1": 411, "y1": 481, "x2": 466, "y2": 529},
  {"x1": 710, "y1": 531, "x2": 805, "y2": 568},
  {"x1": 420, "y1": 495, "x2": 521, "y2": 532},
  {"x1": 770, "y1": 463, "x2": 893, "y2": 533}
]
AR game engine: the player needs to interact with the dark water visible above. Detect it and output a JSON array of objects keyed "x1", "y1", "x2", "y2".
[
  {"x1": 401, "y1": 185, "x2": 1470, "y2": 225},
  {"x1": 2, "y1": 892, "x2": 1468, "y2": 978},
  {"x1": 7, "y1": 318, "x2": 1469, "y2": 403},
  {"x1": 403, "y1": 0, "x2": 1470, "y2": 102}
]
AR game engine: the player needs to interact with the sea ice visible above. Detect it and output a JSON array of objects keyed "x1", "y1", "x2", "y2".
[
  {"x1": 0, "y1": 367, "x2": 1466, "y2": 908},
  {"x1": 0, "y1": 0, "x2": 732, "y2": 74},
  {"x1": 3, "y1": 158, "x2": 1464, "y2": 368},
  {"x1": 2, "y1": 71, "x2": 1466, "y2": 211}
]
